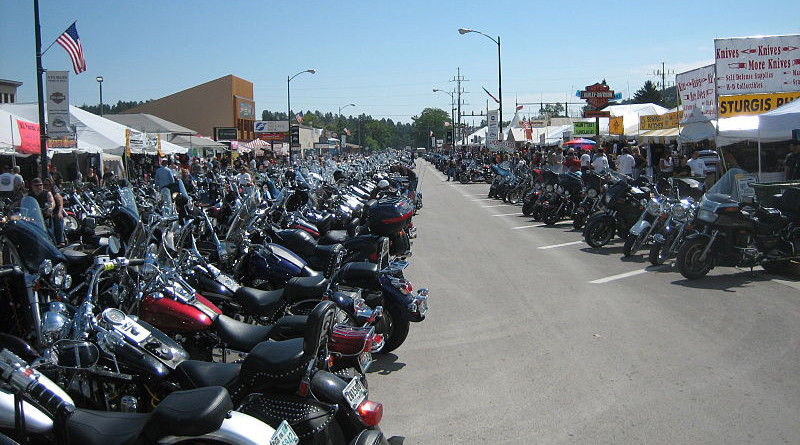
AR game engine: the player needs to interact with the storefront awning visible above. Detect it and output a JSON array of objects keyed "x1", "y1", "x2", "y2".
[{"x1": 639, "y1": 127, "x2": 679, "y2": 144}]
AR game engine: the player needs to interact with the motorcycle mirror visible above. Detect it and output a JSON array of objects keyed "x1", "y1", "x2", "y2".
[
  {"x1": 53, "y1": 339, "x2": 99, "y2": 369},
  {"x1": 108, "y1": 235, "x2": 121, "y2": 256}
]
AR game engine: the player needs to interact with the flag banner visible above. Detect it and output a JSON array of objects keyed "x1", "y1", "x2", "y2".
[
  {"x1": 56, "y1": 22, "x2": 87, "y2": 74},
  {"x1": 46, "y1": 71, "x2": 71, "y2": 139},
  {"x1": 17, "y1": 120, "x2": 41, "y2": 154},
  {"x1": 295, "y1": 112, "x2": 304, "y2": 124},
  {"x1": 516, "y1": 105, "x2": 523, "y2": 110},
  {"x1": 482, "y1": 87, "x2": 500, "y2": 104}
]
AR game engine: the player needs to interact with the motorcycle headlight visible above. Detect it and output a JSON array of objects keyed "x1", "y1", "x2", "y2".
[
  {"x1": 50, "y1": 262, "x2": 71, "y2": 289},
  {"x1": 39, "y1": 259, "x2": 53, "y2": 276},
  {"x1": 587, "y1": 189, "x2": 598, "y2": 198},
  {"x1": 671, "y1": 203, "x2": 688, "y2": 221},
  {"x1": 646, "y1": 199, "x2": 662, "y2": 216},
  {"x1": 546, "y1": 184, "x2": 553, "y2": 192},
  {"x1": 535, "y1": 183, "x2": 542, "y2": 190},
  {"x1": 697, "y1": 209, "x2": 718, "y2": 223}
]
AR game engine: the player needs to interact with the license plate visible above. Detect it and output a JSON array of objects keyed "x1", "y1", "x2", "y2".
[
  {"x1": 342, "y1": 376, "x2": 368, "y2": 410},
  {"x1": 270, "y1": 420, "x2": 299, "y2": 445},
  {"x1": 630, "y1": 220, "x2": 649, "y2": 235},
  {"x1": 358, "y1": 351, "x2": 373, "y2": 373}
]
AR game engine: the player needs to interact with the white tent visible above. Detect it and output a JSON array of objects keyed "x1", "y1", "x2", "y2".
[
  {"x1": 758, "y1": 99, "x2": 800, "y2": 141},
  {"x1": 0, "y1": 103, "x2": 186, "y2": 155}
]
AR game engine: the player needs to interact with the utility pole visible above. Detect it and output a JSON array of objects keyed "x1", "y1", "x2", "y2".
[
  {"x1": 450, "y1": 68, "x2": 467, "y2": 146},
  {"x1": 652, "y1": 62, "x2": 674, "y2": 99}
]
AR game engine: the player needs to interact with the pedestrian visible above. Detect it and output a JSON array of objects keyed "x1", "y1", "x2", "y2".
[
  {"x1": 579, "y1": 149, "x2": 591, "y2": 174},
  {"x1": 236, "y1": 165, "x2": 253, "y2": 187},
  {"x1": 632, "y1": 147, "x2": 646, "y2": 179},
  {"x1": 30, "y1": 177, "x2": 55, "y2": 232},
  {"x1": 616, "y1": 148, "x2": 636, "y2": 177},
  {"x1": 591, "y1": 149, "x2": 609, "y2": 173},
  {"x1": 0, "y1": 165, "x2": 15, "y2": 200},
  {"x1": 84, "y1": 167, "x2": 100, "y2": 187},
  {"x1": 562, "y1": 149, "x2": 581, "y2": 173},
  {"x1": 44, "y1": 178, "x2": 66, "y2": 247},
  {"x1": 155, "y1": 160, "x2": 178, "y2": 193},
  {"x1": 658, "y1": 152, "x2": 674, "y2": 180},
  {"x1": 687, "y1": 149, "x2": 707, "y2": 177},
  {"x1": 446, "y1": 158, "x2": 456, "y2": 181},
  {"x1": 785, "y1": 141, "x2": 800, "y2": 180},
  {"x1": 102, "y1": 166, "x2": 116, "y2": 187}
]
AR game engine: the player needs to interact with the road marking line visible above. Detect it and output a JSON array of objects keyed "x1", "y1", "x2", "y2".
[
  {"x1": 482, "y1": 204, "x2": 517, "y2": 208},
  {"x1": 493, "y1": 213, "x2": 522, "y2": 217},
  {"x1": 511, "y1": 224, "x2": 545, "y2": 229},
  {"x1": 471, "y1": 198, "x2": 494, "y2": 201},
  {"x1": 538, "y1": 241, "x2": 583, "y2": 250},
  {"x1": 588, "y1": 265, "x2": 669, "y2": 284}
]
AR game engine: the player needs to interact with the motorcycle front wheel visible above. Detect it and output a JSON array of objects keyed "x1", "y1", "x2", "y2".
[
  {"x1": 623, "y1": 233, "x2": 645, "y2": 257},
  {"x1": 648, "y1": 240, "x2": 669, "y2": 266},
  {"x1": 572, "y1": 213, "x2": 586, "y2": 230},
  {"x1": 459, "y1": 172, "x2": 470, "y2": 184},
  {"x1": 522, "y1": 200, "x2": 535, "y2": 216},
  {"x1": 676, "y1": 237, "x2": 714, "y2": 280},
  {"x1": 542, "y1": 208, "x2": 561, "y2": 225},
  {"x1": 583, "y1": 218, "x2": 615, "y2": 248},
  {"x1": 507, "y1": 189, "x2": 522, "y2": 205}
]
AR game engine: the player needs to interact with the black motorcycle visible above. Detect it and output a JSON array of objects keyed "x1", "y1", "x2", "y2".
[
  {"x1": 676, "y1": 186, "x2": 800, "y2": 279},
  {"x1": 583, "y1": 174, "x2": 650, "y2": 248}
]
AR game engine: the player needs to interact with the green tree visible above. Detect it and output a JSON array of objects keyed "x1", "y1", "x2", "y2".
[
  {"x1": 633, "y1": 80, "x2": 663, "y2": 105},
  {"x1": 411, "y1": 108, "x2": 450, "y2": 147},
  {"x1": 537, "y1": 103, "x2": 565, "y2": 119}
]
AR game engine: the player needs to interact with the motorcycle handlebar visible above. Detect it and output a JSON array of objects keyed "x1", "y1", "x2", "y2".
[
  {"x1": 0, "y1": 349, "x2": 75, "y2": 418},
  {"x1": 0, "y1": 266, "x2": 23, "y2": 278}
]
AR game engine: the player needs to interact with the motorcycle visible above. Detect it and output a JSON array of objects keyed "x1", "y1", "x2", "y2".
[{"x1": 583, "y1": 173, "x2": 650, "y2": 248}]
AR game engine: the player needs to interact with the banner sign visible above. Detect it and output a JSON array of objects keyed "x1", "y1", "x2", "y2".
[
  {"x1": 676, "y1": 65, "x2": 717, "y2": 123},
  {"x1": 46, "y1": 71, "x2": 71, "y2": 139},
  {"x1": 16, "y1": 120, "x2": 40, "y2": 154},
  {"x1": 254, "y1": 120, "x2": 289, "y2": 133},
  {"x1": 257, "y1": 132, "x2": 285, "y2": 141},
  {"x1": 717, "y1": 91, "x2": 800, "y2": 117},
  {"x1": 487, "y1": 140, "x2": 515, "y2": 151},
  {"x1": 639, "y1": 111, "x2": 683, "y2": 130},
  {"x1": 715, "y1": 34, "x2": 800, "y2": 96},
  {"x1": 487, "y1": 109, "x2": 500, "y2": 146},
  {"x1": 573, "y1": 122, "x2": 597, "y2": 136},
  {"x1": 609, "y1": 116, "x2": 624, "y2": 135},
  {"x1": 529, "y1": 119, "x2": 547, "y2": 128}
]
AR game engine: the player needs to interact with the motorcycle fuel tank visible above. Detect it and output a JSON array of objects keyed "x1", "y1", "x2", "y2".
[{"x1": 139, "y1": 293, "x2": 220, "y2": 333}]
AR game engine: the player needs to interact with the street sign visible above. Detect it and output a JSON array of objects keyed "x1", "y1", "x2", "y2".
[
  {"x1": 580, "y1": 83, "x2": 616, "y2": 109},
  {"x1": 583, "y1": 110, "x2": 610, "y2": 118},
  {"x1": 254, "y1": 120, "x2": 289, "y2": 133}
]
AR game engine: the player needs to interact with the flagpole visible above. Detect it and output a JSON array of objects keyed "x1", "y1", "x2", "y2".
[{"x1": 34, "y1": 0, "x2": 49, "y2": 180}]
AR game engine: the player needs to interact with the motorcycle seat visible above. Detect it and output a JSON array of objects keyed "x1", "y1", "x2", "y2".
[
  {"x1": 283, "y1": 275, "x2": 329, "y2": 304},
  {"x1": 66, "y1": 387, "x2": 232, "y2": 445},
  {"x1": 236, "y1": 287, "x2": 286, "y2": 318},
  {"x1": 60, "y1": 247, "x2": 93, "y2": 269},
  {"x1": 215, "y1": 314, "x2": 275, "y2": 351},
  {"x1": 318, "y1": 229, "x2": 349, "y2": 245},
  {"x1": 238, "y1": 338, "x2": 307, "y2": 389},
  {"x1": 175, "y1": 360, "x2": 242, "y2": 389},
  {"x1": 333, "y1": 261, "x2": 380, "y2": 289}
]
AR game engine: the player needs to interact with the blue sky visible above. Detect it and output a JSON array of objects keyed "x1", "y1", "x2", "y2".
[{"x1": 2, "y1": 0, "x2": 799, "y2": 127}]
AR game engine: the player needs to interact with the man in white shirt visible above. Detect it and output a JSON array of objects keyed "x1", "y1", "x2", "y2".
[
  {"x1": 0, "y1": 165, "x2": 15, "y2": 198},
  {"x1": 615, "y1": 148, "x2": 636, "y2": 176},
  {"x1": 236, "y1": 166, "x2": 253, "y2": 186},
  {"x1": 591, "y1": 150, "x2": 609, "y2": 173},
  {"x1": 579, "y1": 150, "x2": 591, "y2": 173},
  {"x1": 687, "y1": 150, "x2": 707, "y2": 177}
]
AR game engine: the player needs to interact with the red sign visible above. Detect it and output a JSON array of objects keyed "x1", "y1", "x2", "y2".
[
  {"x1": 16, "y1": 120, "x2": 41, "y2": 154},
  {"x1": 580, "y1": 83, "x2": 615, "y2": 109},
  {"x1": 584, "y1": 110, "x2": 611, "y2": 118},
  {"x1": 258, "y1": 132, "x2": 285, "y2": 141}
]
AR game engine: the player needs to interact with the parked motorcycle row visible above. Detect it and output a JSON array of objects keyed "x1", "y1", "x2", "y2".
[
  {"x1": 0, "y1": 152, "x2": 427, "y2": 445},
  {"x1": 439, "y1": 155, "x2": 800, "y2": 281}
]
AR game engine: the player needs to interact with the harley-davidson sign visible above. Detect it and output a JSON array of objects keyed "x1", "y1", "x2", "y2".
[{"x1": 580, "y1": 83, "x2": 615, "y2": 109}]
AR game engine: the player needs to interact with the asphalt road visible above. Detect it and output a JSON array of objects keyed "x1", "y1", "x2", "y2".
[{"x1": 368, "y1": 160, "x2": 800, "y2": 445}]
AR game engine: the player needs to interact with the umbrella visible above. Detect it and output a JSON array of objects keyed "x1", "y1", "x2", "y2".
[{"x1": 564, "y1": 138, "x2": 596, "y2": 146}]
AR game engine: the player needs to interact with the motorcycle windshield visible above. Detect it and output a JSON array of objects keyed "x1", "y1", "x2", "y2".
[
  {"x1": 119, "y1": 187, "x2": 139, "y2": 220},
  {"x1": 15, "y1": 196, "x2": 48, "y2": 233},
  {"x1": 707, "y1": 167, "x2": 748, "y2": 198},
  {"x1": 226, "y1": 188, "x2": 261, "y2": 240}
]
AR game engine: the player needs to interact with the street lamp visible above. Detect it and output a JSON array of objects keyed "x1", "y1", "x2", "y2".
[
  {"x1": 96, "y1": 76, "x2": 104, "y2": 117},
  {"x1": 433, "y1": 89, "x2": 456, "y2": 146},
  {"x1": 287, "y1": 69, "x2": 315, "y2": 160},
  {"x1": 458, "y1": 28, "x2": 502, "y2": 136},
  {"x1": 338, "y1": 103, "x2": 355, "y2": 117}
]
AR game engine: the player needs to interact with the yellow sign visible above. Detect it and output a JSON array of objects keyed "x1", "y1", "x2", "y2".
[
  {"x1": 639, "y1": 111, "x2": 683, "y2": 131},
  {"x1": 717, "y1": 92, "x2": 800, "y2": 118},
  {"x1": 609, "y1": 116, "x2": 624, "y2": 135}
]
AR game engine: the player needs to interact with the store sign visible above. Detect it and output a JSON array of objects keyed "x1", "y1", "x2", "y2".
[
  {"x1": 16, "y1": 120, "x2": 40, "y2": 154},
  {"x1": 257, "y1": 132, "x2": 285, "y2": 141},
  {"x1": 573, "y1": 122, "x2": 597, "y2": 136},
  {"x1": 580, "y1": 83, "x2": 615, "y2": 109},
  {"x1": 254, "y1": 120, "x2": 289, "y2": 133},
  {"x1": 46, "y1": 71, "x2": 71, "y2": 139},
  {"x1": 214, "y1": 127, "x2": 238, "y2": 141},
  {"x1": 584, "y1": 110, "x2": 610, "y2": 118},
  {"x1": 715, "y1": 34, "x2": 800, "y2": 96},
  {"x1": 677, "y1": 65, "x2": 717, "y2": 123},
  {"x1": 639, "y1": 111, "x2": 683, "y2": 130},
  {"x1": 609, "y1": 116, "x2": 624, "y2": 135},
  {"x1": 717, "y1": 91, "x2": 800, "y2": 117}
]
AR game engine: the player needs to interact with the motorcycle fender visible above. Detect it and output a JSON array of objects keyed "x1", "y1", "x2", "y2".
[
  {"x1": 629, "y1": 220, "x2": 651, "y2": 236},
  {"x1": 0, "y1": 333, "x2": 39, "y2": 363},
  {"x1": 379, "y1": 277, "x2": 421, "y2": 322},
  {"x1": 310, "y1": 370, "x2": 350, "y2": 405},
  {"x1": 155, "y1": 411, "x2": 277, "y2": 445},
  {"x1": 586, "y1": 213, "x2": 615, "y2": 227}
]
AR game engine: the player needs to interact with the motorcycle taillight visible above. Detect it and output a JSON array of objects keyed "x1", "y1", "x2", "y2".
[{"x1": 329, "y1": 324, "x2": 374, "y2": 355}]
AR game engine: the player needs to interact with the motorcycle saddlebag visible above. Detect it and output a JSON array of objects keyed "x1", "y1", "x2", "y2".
[
  {"x1": 238, "y1": 393, "x2": 340, "y2": 444},
  {"x1": 366, "y1": 197, "x2": 414, "y2": 236}
]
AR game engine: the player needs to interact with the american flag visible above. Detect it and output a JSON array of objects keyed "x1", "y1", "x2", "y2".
[
  {"x1": 343, "y1": 127, "x2": 352, "y2": 137},
  {"x1": 56, "y1": 22, "x2": 86, "y2": 74},
  {"x1": 295, "y1": 112, "x2": 304, "y2": 124}
]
